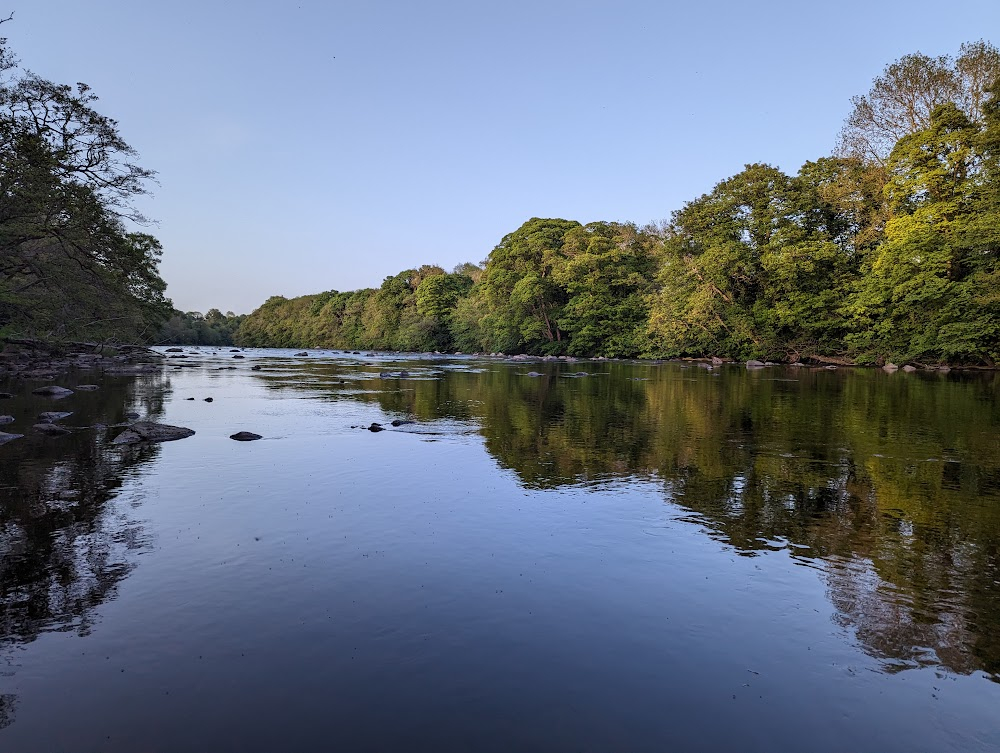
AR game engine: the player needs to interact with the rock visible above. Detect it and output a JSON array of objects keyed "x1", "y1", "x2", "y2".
[
  {"x1": 0, "y1": 393, "x2": 13, "y2": 399},
  {"x1": 368, "y1": 423, "x2": 384, "y2": 432},
  {"x1": 711, "y1": 356, "x2": 724, "y2": 365},
  {"x1": 34, "y1": 422, "x2": 71, "y2": 436},
  {"x1": 902, "y1": 365, "x2": 917, "y2": 373},
  {"x1": 0, "y1": 415, "x2": 12, "y2": 424},
  {"x1": 124, "y1": 411, "x2": 140, "y2": 419},
  {"x1": 824, "y1": 365, "x2": 838, "y2": 370},
  {"x1": 232, "y1": 355, "x2": 245, "y2": 359},
  {"x1": 230, "y1": 349, "x2": 240, "y2": 352},
  {"x1": 883, "y1": 362, "x2": 899, "y2": 372},
  {"x1": 38, "y1": 411, "x2": 72, "y2": 423},
  {"x1": 230, "y1": 431, "x2": 262, "y2": 441},
  {"x1": 168, "y1": 354, "x2": 189, "y2": 359},
  {"x1": 745, "y1": 360, "x2": 765, "y2": 368},
  {"x1": 204, "y1": 397, "x2": 214, "y2": 402},
  {"x1": 575, "y1": 371, "x2": 588, "y2": 376},
  {"x1": 185, "y1": 397, "x2": 195, "y2": 401},
  {"x1": 111, "y1": 421, "x2": 195, "y2": 444},
  {"x1": 0, "y1": 431, "x2": 24, "y2": 444},
  {"x1": 939, "y1": 365, "x2": 951, "y2": 373},
  {"x1": 75, "y1": 384, "x2": 100, "y2": 391},
  {"x1": 789, "y1": 362, "x2": 804, "y2": 367},
  {"x1": 390, "y1": 419, "x2": 414, "y2": 427},
  {"x1": 294, "y1": 352, "x2": 309, "y2": 356},
  {"x1": 251, "y1": 365, "x2": 262, "y2": 371},
  {"x1": 398, "y1": 370, "x2": 409, "y2": 378},
  {"x1": 31, "y1": 385, "x2": 74, "y2": 398},
  {"x1": 165, "y1": 347, "x2": 183, "y2": 352},
  {"x1": 526, "y1": 371, "x2": 542, "y2": 377}
]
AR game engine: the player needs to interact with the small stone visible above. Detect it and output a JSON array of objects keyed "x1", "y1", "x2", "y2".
[
  {"x1": 38, "y1": 411, "x2": 72, "y2": 423},
  {"x1": 31, "y1": 385, "x2": 74, "y2": 398},
  {"x1": 230, "y1": 431, "x2": 263, "y2": 441},
  {"x1": 34, "y1": 422, "x2": 71, "y2": 436}
]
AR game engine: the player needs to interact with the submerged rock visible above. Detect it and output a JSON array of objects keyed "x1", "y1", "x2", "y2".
[
  {"x1": 230, "y1": 431, "x2": 263, "y2": 441},
  {"x1": 34, "y1": 422, "x2": 71, "y2": 436},
  {"x1": 294, "y1": 352, "x2": 309, "y2": 356},
  {"x1": 31, "y1": 385, "x2": 74, "y2": 398},
  {"x1": 111, "y1": 421, "x2": 195, "y2": 444},
  {"x1": 38, "y1": 411, "x2": 73, "y2": 423},
  {"x1": 0, "y1": 431, "x2": 24, "y2": 444}
]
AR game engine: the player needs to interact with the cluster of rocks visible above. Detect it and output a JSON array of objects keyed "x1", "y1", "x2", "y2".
[{"x1": 0, "y1": 339, "x2": 164, "y2": 380}]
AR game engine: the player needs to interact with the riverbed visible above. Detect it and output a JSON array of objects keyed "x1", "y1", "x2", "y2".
[{"x1": 1, "y1": 348, "x2": 999, "y2": 752}]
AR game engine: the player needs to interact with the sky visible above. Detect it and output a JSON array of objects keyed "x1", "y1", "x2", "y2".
[{"x1": 6, "y1": 0, "x2": 998, "y2": 314}]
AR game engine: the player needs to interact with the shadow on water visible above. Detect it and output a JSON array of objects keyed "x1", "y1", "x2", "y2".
[
  {"x1": 0, "y1": 371, "x2": 168, "y2": 728},
  {"x1": 253, "y1": 356, "x2": 1000, "y2": 682}
]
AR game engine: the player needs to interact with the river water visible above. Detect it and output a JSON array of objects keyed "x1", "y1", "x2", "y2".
[{"x1": 1, "y1": 348, "x2": 999, "y2": 752}]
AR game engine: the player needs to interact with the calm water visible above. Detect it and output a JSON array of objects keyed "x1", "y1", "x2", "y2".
[{"x1": 2, "y1": 349, "x2": 1000, "y2": 752}]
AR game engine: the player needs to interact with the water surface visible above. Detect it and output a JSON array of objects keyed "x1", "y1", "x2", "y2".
[{"x1": 1, "y1": 350, "x2": 999, "y2": 752}]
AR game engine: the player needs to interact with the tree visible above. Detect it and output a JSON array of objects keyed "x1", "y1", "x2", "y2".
[
  {"x1": 0, "y1": 27, "x2": 170, "y2": 341},
  {"x1": 839, "y1": 41, "x2": 1000, "y2": 164}
]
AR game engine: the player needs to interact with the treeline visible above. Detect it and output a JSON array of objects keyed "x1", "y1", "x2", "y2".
[
  {"x1": 238, "y1": 42, "x2": 1000, "y2": 365},
  {"x1": 253, "y1": 43, "x2": 1000, "y2": 363},
  {"x1": 0, "y1": 25, "x2": 171, "y2": 343},
  {"x1": 157, "y1": 309, "x2": 245, "y2": 346}
]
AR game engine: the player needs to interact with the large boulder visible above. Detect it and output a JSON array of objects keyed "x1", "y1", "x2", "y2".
[{"x1": 111, "y1": 421, "x2": 195, "y2": 444}]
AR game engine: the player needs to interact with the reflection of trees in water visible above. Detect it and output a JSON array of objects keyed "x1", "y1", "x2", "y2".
[
  {"x1": 285, "y1": 361, "x2": 1000, "y2": 681},
  {"x1": 0, "y1": 373, "x2": 165, "y2": 727}
]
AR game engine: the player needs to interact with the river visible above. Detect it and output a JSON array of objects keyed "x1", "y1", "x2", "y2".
[{"x1": 1, "y1": 348, "x2": 999, "y2": 752}]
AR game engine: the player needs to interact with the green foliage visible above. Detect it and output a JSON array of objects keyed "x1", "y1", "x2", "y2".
[
  {"x1": 238, "y1": 41, "x2": 1000, "y2": 366},
  {"x1": 0, "y1": 35, "x2": 170, "y2": 342},
  {"x1": 157, "y1": 309, "x2": 245, "y2": 346}
]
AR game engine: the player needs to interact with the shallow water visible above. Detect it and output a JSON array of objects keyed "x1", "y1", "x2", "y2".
[{"x1": 2, "y1": 348, "x2": 1000, "y2": 752}]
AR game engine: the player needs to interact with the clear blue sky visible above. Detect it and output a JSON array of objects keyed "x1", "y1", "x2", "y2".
[{"x1": 8, "y1": 1, "x2": 998, "y2": 313}]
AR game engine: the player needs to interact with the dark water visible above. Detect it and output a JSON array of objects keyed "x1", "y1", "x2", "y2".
[{"x1": 1, "y1": 350, "x2": 999, "y2": 752}]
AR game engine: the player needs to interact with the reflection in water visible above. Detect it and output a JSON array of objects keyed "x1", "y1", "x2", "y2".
[
  {"x1": 257, "y1": 358, "x2": 1000, "y2": 682},
  {"x1": 2, "y1": 353, "x2": 1000, "y2": 749},
  {"x1": 0, "y1": 372, "x2": 166, "y2": 727}
]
